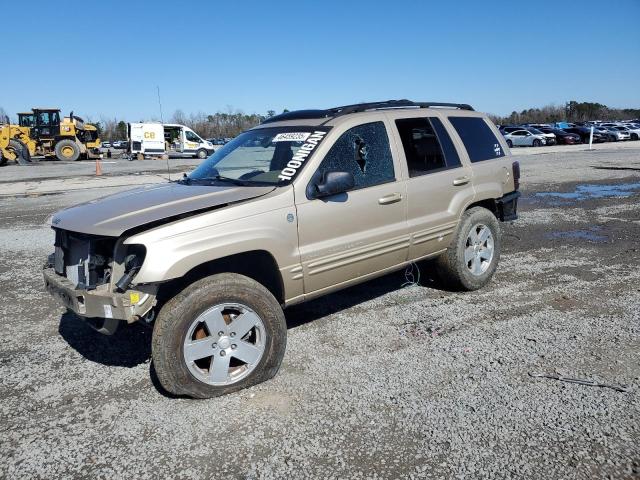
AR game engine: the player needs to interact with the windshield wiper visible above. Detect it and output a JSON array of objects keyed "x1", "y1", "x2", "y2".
[
  {"x1": 179, "y1": 173, "x2": 272, "y2": 187},
  {"x1": 208, "y1": 175, "x2": 251, "y2": 186}
]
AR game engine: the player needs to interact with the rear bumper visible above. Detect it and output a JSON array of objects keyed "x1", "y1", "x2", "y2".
[
  {"x1": 43, "y1": 267, "x2": 156, "y2": 333},
  {"x1": 496, "y1": 191, "x2": 520, "y2": 222}
]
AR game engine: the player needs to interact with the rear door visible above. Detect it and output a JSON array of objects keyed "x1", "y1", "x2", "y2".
[
  {"x1": 389, "y1": 113, "x2": 475, "y2": 260},
  {"x1": 295, "y1": 120, "x2": 409, "y2": 294}
]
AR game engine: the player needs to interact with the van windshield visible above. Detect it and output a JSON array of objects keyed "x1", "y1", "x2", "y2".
[{"x1": 188, "y1": 127, "x2": 330, "y2": 186}]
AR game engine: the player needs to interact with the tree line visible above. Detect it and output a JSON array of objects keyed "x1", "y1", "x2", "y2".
[
  {"x1": 92, "y1": 109, "x2": 289, "y2": 141},
  {"x1": 490, "y1": 101, "x2": 640, "y2": 126}
]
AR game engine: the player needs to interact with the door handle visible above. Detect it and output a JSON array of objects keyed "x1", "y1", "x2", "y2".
[
  {"x1": 378, "y1": 192, "x2": 402, "y2": 205},
  {"x1": 453, "y1": 176, "x2": 470, "y2": 186}
]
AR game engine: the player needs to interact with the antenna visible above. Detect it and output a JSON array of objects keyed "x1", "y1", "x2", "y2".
[{"x1": 157, "y1": 85, "x2": 170, "y2": 181}]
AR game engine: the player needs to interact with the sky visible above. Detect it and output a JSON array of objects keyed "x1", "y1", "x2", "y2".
[{"x1": 2, "y1": 0, "x2": 639, "y2": 122}]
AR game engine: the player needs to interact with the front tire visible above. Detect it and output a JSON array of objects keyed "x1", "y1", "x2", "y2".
[
  {"x1": 195, "y1": 148, "x2": 208, "y2": 159},
  {"x1": 506, "y1": 139, "x2": 513, "y2": 148},
  {"x1": 632, "y1": 133, "x2": 639, "y2": 141},
  {"x1": 532, "y1": 139, "x2": 542, "y2": 147},
  {"x1": 435, "y1": 207, "x2": 501, "y2": 291},
  {"x1": 55, "y1": 139, "x2": 81, "y2": 161},
  {"x1": 152, "y1": 273, "x2": 287, "y2": 399},
  {"x1": 7, "y1": 139, "x2": 31, "y2": 165}
]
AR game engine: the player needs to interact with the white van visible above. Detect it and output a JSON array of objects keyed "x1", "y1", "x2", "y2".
[{"x1": 128, "y1": 123, "x2": 215, "y2": 159}]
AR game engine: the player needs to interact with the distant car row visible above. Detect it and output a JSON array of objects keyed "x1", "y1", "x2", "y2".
[
  {"x1": 498, "y1": 120, "x2": 640, "y2": 148},
  {"x1": 100, "y1": 140, "x2": 127, "y2": 149}
]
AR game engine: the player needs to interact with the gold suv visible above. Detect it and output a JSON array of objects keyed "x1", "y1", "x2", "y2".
[{"x1": 43, "y1": 100, "x2": 520, "y2": 398}]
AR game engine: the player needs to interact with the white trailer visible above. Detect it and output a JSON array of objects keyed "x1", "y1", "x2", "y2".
[{"x1": 127, "y1": 123, "x2": 215, "y2": 159}]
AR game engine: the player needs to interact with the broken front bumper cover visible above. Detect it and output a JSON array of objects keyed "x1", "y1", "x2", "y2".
[{"x1": 43, "y1": 267, "x2": 156, "y2": 335}]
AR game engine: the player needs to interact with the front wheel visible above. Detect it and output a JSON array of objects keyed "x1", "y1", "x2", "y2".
[
  {"x1": 506, "y1": 139, "x2": 513, "y2": 148},
  {"x1": 152, "y1": 273, "x2": 287, "y2": 398},
  {"x1": 55, "y1": 139, "x2": 81, "y2": 161},
  {"x1": 632, "y1": 133, "x2": 639, "y2": 141},
  {"x1": 7, "y1": 139, "x2": 31, "y2": 165},
  {"x1": 195, "y1": 148, "x2": 208, "y2": 159},
  {"x1": 435, "y1": 207, "x2": 501, "y2": 291},
  {"x1": 532, "y1": 139, "x2": 542, "y2": 147}
]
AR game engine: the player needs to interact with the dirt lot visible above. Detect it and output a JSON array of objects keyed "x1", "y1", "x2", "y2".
[{"x1": 1, "y1": 147, "x2": 639, "y2": 479}]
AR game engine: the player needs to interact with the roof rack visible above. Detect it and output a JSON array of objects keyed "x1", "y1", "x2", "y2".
[{"x1": 261, "y1": 99, "x2": 474, "y2": 124}]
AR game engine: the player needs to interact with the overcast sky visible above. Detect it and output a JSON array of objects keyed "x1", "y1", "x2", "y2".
[{"x1": 3, "y1": 0, "x2": 639, "y2": 121}]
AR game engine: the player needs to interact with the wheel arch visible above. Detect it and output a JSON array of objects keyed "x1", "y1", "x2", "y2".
[
  {"x1": 157, "y1": 250, "x2": 285, "y2": 306},
  {"x1": 464, "y1": 197, "x2": 498, "y2": 218}
]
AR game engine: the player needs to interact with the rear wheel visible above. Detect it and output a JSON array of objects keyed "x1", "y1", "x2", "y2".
[
  {"x1": 55, "y1": 139, "x2": 81, "y2": 161},
  {"x1": 435, "y1": 207, "x2": 501, "y2": 291},
  {"x1": 152, "y1": 273, "x2": 287, "y2": 398},
  {"x1": 0, "y1": 150, "x2": 6, "y2": 166}
]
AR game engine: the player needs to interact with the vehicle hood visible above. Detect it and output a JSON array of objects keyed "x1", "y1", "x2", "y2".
[{"x1": 51, "y1": 183, "x2": 275, "y2": 236}]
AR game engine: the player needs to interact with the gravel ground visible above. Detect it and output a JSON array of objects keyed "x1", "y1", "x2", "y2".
[{"x1": 1, "y1": 148, "x2": 639, "y2": 479}]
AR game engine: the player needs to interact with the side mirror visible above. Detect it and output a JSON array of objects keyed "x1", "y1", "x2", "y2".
[{"x1": 313, "y1": 171, "x2": 355, "y2": 198}]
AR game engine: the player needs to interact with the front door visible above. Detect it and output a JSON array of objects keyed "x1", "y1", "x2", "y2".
[{"x1": 296, "y1": 121, "x2": 409, "y2": 294}]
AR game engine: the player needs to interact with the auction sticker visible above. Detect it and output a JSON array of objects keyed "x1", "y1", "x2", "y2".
[{"x1": 273, "y1": 132, "x2": 311, "y2": 142}]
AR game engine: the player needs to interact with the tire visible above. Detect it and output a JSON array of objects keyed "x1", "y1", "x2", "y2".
[
  {"x1": 55, "y1": 139, "x2": 81, "y2": 161},
  {"x1": 532, "y1": 139, "x2": 541, "y2": 147},
  {"x1": 506, "y1": 139, "x2": 513, "y2": 148},
  {"x1": 8, "y1": 139, "x2": 31, "y2": 165},
  {"x1": 632, "y1": 133, "x2": 638, "y2": 141},
  {"x1": 0, "y1": 151, "x2": 6, "y2": 167},
  {"x1": 152, "y1": 273, "x2": 287, "y2": 399},
  {"x1": 435, "y1": 207, "x2": 502, "y2": 291},
  {"x1": 195, "y1": 148, "x2": 208, "y2": 159}
]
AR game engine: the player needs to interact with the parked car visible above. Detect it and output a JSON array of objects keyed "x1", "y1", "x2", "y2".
[
  {"x1": 499, "y1": 126, "x2": 522, "y2": 135},
  {"x1": 525, "y1": 127, "x2": 555, "y2": 145},
  {"x1": 612, "y1": 126, "x2": 632, "y2": 140},
  {"x1": 112, "y1": 140, "x2": 126, "y2": 149},
  {"x1": 621, "y1": 124, "x2": 640, "y2": 140},
  {"x1": 563, "y1": 127, "x2": 607, "y2": 143},
  {"x1": 538, "y1": 127, "x2": 581, "y2": 145},
  {"x1": 593, "y1": 127, "x2": 618, "y2": 142},
  {"x1": 504, "y1": 129, "x2": 547, "y2": 147},
  {"x1": 42, "y1": 99, "x2": 520, "y2": 398},
  {"x1": 101, "y1": 141, "x2": 112, "y2": 149},
  {"x1": 597, "y1": 126, "x2": 629, "y2": 141}
]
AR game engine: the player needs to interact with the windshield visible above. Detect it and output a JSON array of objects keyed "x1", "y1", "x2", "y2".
[
  {"x1": 188, "y1": 127, "x2": 330, "y2": 186},
  {"x1": 528, "y1": 128, "x2": 543, "y2": 134}
]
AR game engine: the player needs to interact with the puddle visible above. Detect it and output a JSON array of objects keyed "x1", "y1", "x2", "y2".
[
  {"x1": 535, "y1": 182, "x2": 640, "y2": 201},
  {"x1": 546, "y1": 227, "x2": 607, "y2": 243}
]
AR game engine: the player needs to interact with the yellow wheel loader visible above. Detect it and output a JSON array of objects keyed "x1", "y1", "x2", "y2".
[{"x1": 16, "y1": 108, "x2": 101, "y2": 161}]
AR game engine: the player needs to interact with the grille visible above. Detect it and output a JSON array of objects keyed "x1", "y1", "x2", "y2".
[{"x1": 53, "y1": 229, "x2": 115, "y2": 289}]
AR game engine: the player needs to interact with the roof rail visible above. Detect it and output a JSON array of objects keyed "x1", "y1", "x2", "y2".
[{"x1": 261, "y1": 99, "x2": 474, "y2": 124}]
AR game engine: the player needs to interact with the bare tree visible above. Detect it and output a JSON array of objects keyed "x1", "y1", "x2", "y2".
[{"x1": 0, "y1": 106, "x2": 10, "y2": 123}]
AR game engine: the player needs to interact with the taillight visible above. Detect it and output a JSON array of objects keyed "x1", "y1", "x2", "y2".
[{"x1": 512, "y1": 161, "x2": 520, "y2": 190}]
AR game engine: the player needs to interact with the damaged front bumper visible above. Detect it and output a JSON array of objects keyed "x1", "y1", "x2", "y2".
[{"x1": 43, "y1": 267, "x2": 156, "y2": 335}]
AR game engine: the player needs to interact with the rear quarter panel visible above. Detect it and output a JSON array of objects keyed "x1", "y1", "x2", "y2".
[{"x1": 441, "y1": 113, "x2": 516, "y2": 203}]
